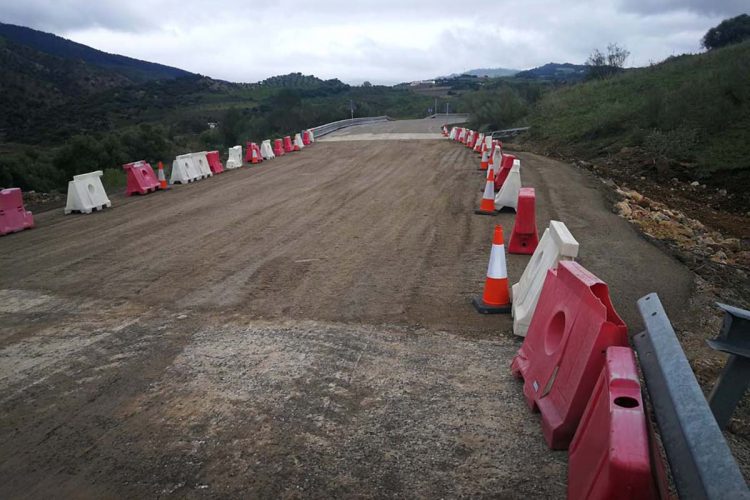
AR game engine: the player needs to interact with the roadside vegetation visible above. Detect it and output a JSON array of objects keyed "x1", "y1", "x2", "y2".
[
  {"x1": 456, "y1": 15, "x2": 750, "y2": 201},
  {"x1": 0, "y1": 70, "x2": 434, "y2": 192},
  {"x1": 2, "y1": 14, "x2": 749, "y2": 196},
  {"x1": 528, "y1": 40, "x2": 750, "y2": 180}
]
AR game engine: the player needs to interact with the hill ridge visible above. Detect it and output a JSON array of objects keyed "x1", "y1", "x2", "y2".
[{"x1": 0, "y1": 22, "x2": 195, "y2": 82}]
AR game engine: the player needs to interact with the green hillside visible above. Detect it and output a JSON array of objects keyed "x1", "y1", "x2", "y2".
[
  {"x1": 0, "y1": 26, "x2": 436, "y2": 193},
  {"x1": 0, "y1": 22, "x2": 194, "y2": 82},
  {"x1": 527, "y1": 41, "x2": 750, "y2": 182}
]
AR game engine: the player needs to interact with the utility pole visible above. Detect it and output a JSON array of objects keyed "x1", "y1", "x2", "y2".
[
  {"x1": 350, "y1": 100, "x2": 354, "y2": 120},
  {"x1": 434, "y1": 98, "x2": 438, "y2": 115},
  {"x1": 446, "y1": 102, "x2": 450, "y2": 114}
]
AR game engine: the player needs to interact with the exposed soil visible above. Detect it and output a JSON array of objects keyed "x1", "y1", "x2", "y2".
[{"x1": 0, "y1": 119, "x2": 744, "y2": 497}]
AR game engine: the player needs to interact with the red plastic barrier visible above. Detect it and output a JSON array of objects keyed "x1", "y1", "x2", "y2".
[
  {"x1": 0, "y1": 188, "x2": 34, "y2": 236},
  {"x1": 274, "y1": 139, "x2": 285, "y2": 156},
  {"x1": 283, "y1": 136, "x2": 294, "y2": 153},
  {"x1": 510, "y1": 260, "x2": 628, "y2": 449},
  {"x1": 494, "y1": 154, "x2": 516, "y2": 191},
  {"x1": 568, "y1": 346, "x2": 657, "y2": 500},
  {"x1": 509, "y1": 187, "x2": 539, "y2": 255},
  {"x1": 122, "y1": 161, "x2": 160, "y2": 196},
  {"x1": 206, "y1": 151, "x2": 224, "y2": 174},
  {"x1": 244, "y1": 142, "x2": 263, "y2": 164},
  {"x1": 302, "y1": 130, "x2": 311, "y2": 146}
]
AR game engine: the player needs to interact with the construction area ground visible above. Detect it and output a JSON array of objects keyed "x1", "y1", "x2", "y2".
[{"x1": 1, "y1": 118, "x2": 747, "y2": 497}]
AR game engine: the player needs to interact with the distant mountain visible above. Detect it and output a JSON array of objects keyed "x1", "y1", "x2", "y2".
[
  {"x1": 0, "y1": 22, "x2": 195, "y2": 82},
  {"x1": 439, "y1": 67, "x2": 519, "y2": 79},
  {"x1": 515, "y1": 63, "x2": 588, "y2": 81}
]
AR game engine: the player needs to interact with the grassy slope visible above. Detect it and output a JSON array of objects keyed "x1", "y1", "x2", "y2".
[{"x1": 528, "y1": 41, "x2": 750, "y2": 180}]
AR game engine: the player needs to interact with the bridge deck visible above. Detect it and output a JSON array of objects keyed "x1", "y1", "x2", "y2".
[{"x1": 0, "y1": 118, "x2": 693, "y2": 497}]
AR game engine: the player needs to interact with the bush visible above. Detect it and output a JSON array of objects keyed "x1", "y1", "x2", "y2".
[
  {"x1": 702, "y1": 14, "x2": 750, "y2": 50},
  {"x1": 0, "y1": 153, "x2": 63, "y2": 192}
]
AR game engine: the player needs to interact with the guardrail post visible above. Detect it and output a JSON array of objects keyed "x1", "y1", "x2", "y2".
[
  {"x1": 632, "y1": 293, "x2": 749, "y2": 499},
  {"x1": 707, "y1": 303, "x2": 750, "y2": 430}
]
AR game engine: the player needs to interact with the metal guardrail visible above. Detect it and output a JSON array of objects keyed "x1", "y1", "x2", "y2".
[
  {"x1": 490, "y1": 127, "x2": 530, "y2": 139},
  {"x1": 632, "y1": 293, "x2": 749, "y2": 499},
  {"x1": 309, "y1": 116, "x2": 390, "y2": 138}
]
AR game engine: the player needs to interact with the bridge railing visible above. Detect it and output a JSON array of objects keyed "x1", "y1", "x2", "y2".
[
  {"x1": 310, "y1": 116, "x2": 391, "y2": 138},
  {"x1": 490, "y1": 127, "x2": 531, "y2": 139}
]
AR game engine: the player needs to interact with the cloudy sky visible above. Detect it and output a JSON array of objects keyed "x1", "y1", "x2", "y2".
[{"x1": 0, "y1": 0, "x2": 746, "y2": 84}]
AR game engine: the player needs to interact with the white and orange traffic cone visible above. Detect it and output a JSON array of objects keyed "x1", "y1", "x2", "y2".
[
  {"x1": 486, "y1": 141, "x2": 499, "y2": 172},
  {"x1": 482, "y1": 142, "x2": 492, "y2": 172},
  {"x1": 251, "y1": 147, "x2": 260, "y2": 164},
  {"x1": 472, "y1": 225, "x2": 512, "y2": 314},
  {"x1": 475, "y1": 168, "x2": 498, "y2": 215},
  {"x1": 157, "y1": 161, "x2": 168, "y2": 190},
  {"x1": 484, "y1": 156, "x2": 497, "y2": 191},
  {"x1": 480, "y1": 145, "x2": 490, "y2": 170}
]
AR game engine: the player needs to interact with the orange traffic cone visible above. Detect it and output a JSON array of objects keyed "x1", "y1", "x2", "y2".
[
  {"x1": 473, "y1": 225, "x2": 512, "y2": 314},
  {"x1": 251, "y1": 147, "x2": 260, "y2": 165},
  {"x1": 157, "y1": 161, "x2": 168, "y2": 189},
  {"x1": 475, "y1": 168, "x2": 497, "y2": 215}
]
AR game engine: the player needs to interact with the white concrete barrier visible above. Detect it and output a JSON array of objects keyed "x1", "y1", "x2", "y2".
[
  {"x1": 495, "y1": 159, "x2": 521, "y2": 211},
  {"x1": 294, "y1": 133, "x2": 304, "y2": 150},
  {"x1": 226, "y1": 146, "x2": 243, "y2": 169},
  {"x1": 191, "y1": 152, "x2": 213, "y2": 179},
  {"x1": 170, "y1": 154, "x2": 201, "y2": 184},
  {"x1": 261, "y1": 140, "x2": 275, "y2": 160},
  {"x1": 491, "y1": 144, "x2": 503, "y2": 167},
  {"x1": 512, "y1": 221, "x2": 579, "y2": 337},
  {"x1": 64, "y1": 170, "x2": 111, "y2": 214}
]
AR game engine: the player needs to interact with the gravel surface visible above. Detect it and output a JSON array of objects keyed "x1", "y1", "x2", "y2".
[{"x1": 0, "y1": 118, "x2": 704, "y2": 497}]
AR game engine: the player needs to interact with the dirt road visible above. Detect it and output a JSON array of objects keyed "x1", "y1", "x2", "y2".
[{"x1": 0, "y1": 118, "x2": 696, "y2": 497}]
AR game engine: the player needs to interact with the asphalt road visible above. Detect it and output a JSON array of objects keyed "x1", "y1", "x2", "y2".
[{"x1": 0, "y1": 118, "x2": 695, "y2": 498}]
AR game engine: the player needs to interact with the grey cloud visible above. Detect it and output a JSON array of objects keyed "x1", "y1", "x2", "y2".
[
  {"x1": 0, "y1": 0, "x2": 151, "y2": 32},
  {"x1": 0, "y1": 0, "x2": 737, "y2": 83},
  {"x1": 618, "y1": 0, "x2": 747, "y2": 16}
]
